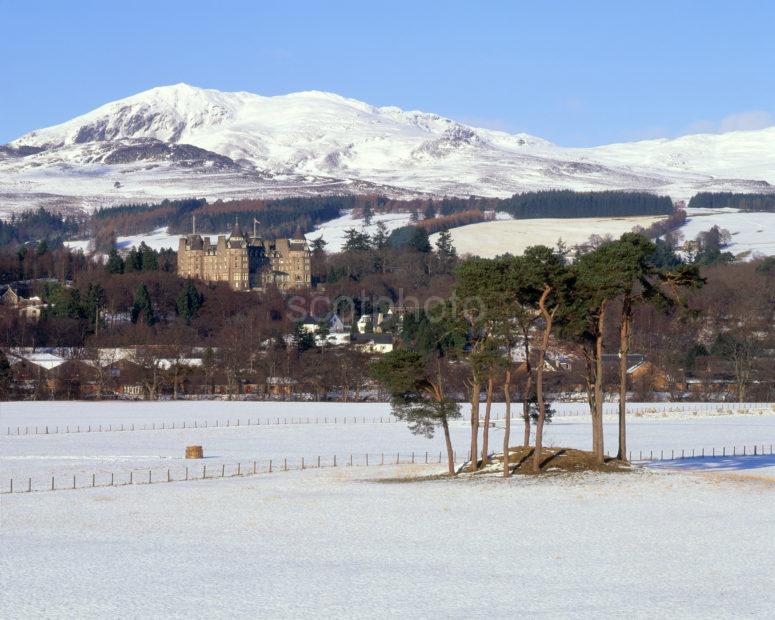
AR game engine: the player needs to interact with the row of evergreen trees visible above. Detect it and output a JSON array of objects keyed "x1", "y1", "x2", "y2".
[
  {"x1": 688, "y1": 192, "x2": 775, "y2": 212},
  {"x1": 105, "y1": 243, "x2": 175, "y2": 274},
  {"x1": 499, "y1": 190, "x2": 674, "y2": 219}
]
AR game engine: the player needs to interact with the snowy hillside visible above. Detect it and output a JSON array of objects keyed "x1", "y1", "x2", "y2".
[{"x1": 2, "y1": 83, "x2": 774, "y2": 213}]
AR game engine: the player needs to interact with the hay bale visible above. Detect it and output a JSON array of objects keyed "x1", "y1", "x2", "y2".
[{"x1": 185, "y1": 445, "x2": 204, "y2": 459}]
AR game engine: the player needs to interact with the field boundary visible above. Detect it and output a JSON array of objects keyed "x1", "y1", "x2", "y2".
[
  {"x1": 3, "y1": 443, "x2": 773, "y2": 495},
  {"x1": 5, "y1": 403, "x2": 774, "y2": 437}
]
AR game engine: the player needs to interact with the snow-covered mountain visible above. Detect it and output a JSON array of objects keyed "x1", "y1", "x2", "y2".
[{"x1": 1, "y1": 83, "x2": 774, "y2": 213}]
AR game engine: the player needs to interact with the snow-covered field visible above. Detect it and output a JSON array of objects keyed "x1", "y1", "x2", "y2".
[
  {"x1": 2, "y1": 464, "x2": 774, "y2": 617},
  {"x1": 304, "y1": 210, "x2": 413, "y2": 252},
  {"x1": 1, "y1": 401, "x2": 773, "y2": 483},
  {"x1": 430, "y1": 215, "x2": 666, "y2": 258},
  {"x1": 680, "y1": 208, "x2": 775, "y2": 257},
  {"x1": 431, "y1": 208, "x2": 775, "y2": 258},
  {"x1": 2, "y1": 401, "x2": 774, "y2": 617}
]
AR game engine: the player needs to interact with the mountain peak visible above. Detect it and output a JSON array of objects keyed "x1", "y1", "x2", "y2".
[{"x1": 3, "y1": 85, "x2": 774, "y2": 207}]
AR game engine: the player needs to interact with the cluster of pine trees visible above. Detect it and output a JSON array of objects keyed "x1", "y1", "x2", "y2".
[
  {"x1": 0, "y1": 207, "x2": 82, "y2": 247},
  {"x1": 500, "y1": 190, "x2": 674, "y2": 219},
  {"x1": 370, "y1": 233, "x2": 704, "y2": 476},
  {"x1": 688, "y1": 192, "x2": 775, "y2": 212}
]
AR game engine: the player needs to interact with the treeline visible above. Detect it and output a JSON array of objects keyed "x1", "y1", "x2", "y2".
[
  {"x1": 499, "y1": 190, "x2": 674, "y2": 219},
  {"x1": 166, "y1": 196, "x2": 345, "y2": 238},
  {"x1": 416, "y1": 209, "x2": 489, "y2": 235},
  {"x1": 0, "y1": 208, "x2": 82, "y2": 247},
  {"x1": 93, "y1": 198, "x2": 206, "y2": 236},
  {"x1": 688, "y1": 192, "x2": 775, "y2": 212},
  {"x1": 633, "y1": 209, "x2": 687, "y2": 239}
]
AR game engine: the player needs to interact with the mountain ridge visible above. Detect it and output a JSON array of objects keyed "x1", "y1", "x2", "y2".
[{"x1": 2, "y1": 83, "x2": 773, "y2": 213}]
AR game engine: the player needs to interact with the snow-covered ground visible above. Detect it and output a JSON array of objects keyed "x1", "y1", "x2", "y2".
[
  {"x1": 2, "y1": 463, "x2": 774, "y2": 617},
  {"x1": 430, "y1": 215, "x2": 666, "y2": 258},
  {"x1": 1, "y1": 401, "x2": 773, "y2": 485},
  {"x1": 304, "y1": 210, "x2": 413, "y2": 252},
  {"x1": 3, "y1": 84, "x2": 775, "y2": 213},
  {"x1": 680, "y1": 208, "x2": 775, "y2": 257},
  {"x1": 65, "y1": 226, "x2": 232, "y2": 253},
  {"x1": 2, "y1": 400, "x2": 774, "y2": 617}
]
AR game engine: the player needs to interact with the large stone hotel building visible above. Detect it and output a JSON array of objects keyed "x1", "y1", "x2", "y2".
[{"x1": 177, "y1": 220, "x2": 311, "y2": 291}]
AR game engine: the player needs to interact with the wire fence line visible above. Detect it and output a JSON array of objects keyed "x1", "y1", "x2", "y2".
[
  {"x1": 3, "y1": 443, "x2": 773, "y2": 495},
  {"x1": 0, "y1": 449, "x2": 462, "y2": 495},
  {"x1": 5, "y1": 403, "x2": 774, "y2": 438}
]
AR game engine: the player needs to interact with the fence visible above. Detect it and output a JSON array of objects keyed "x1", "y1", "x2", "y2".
[
  {"x1": 628, "y1": 443, "x2": 774, "y2": 463},
  {"x1": 5, "y1": 403, "x2": 774, "y2": 437},
  {"x1": 0, "y1": 449, "x2": 463, "y2": 495},
  {"x1": 3, "y1": 443, "x2": 773, "y2": 495}
]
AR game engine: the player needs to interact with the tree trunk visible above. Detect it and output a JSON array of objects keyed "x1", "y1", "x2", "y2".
[
  {"x1": 503, "y1": 369, "x2": 512, "y2": 478},
  {"x1": 617, "y1": 295, "x2": 631, "y2": 461},
  {"x1": 532, "y1": 287, "x2": 555, "y2": 473},
  {"x1": 442, "y1": 415, "x2": 456, "y2": 476},
  {"x1": 592, "y1": 301, "x2": 607, "y2": 464},
  {"x1": 521, "y1": 329, "x2": 532, "y2": 447},
  {"x1": 481, "y1": 374, "x2": 494, "y2": 465},
  {"x1": 469, "y1": 378, "x2": 480, "y2": 472}
]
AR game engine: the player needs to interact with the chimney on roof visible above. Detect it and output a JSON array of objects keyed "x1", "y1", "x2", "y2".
[{"x1": 192, "y1": 215, "x2": 196, "y2": 235}]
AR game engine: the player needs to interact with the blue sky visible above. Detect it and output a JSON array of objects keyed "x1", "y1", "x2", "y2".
[{"x1": 1, "y1": 0, "x2": 773, "y2": 146}]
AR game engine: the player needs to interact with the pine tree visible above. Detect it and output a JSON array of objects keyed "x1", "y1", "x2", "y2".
[
  {"x1": 434, "y1": 230, "x2": 457, "y2": 274},
  {"x1": 105, "y1": 249, "x2": 125, "y2": 274},
  {"x1": 139, "y1": 242, "x2": 158, "y2": 271},
  {"x1": 342, "y1": 228, "x2": 371, "y2": 252},
  {"x1": 125, "y1": 247, "x2": 142, "y2": 272},
  {"x1": 131, "y1": 283, "x2": 155, "y2": 325},
  {"x1": 363, "y1": 203, "x2": 373, "y2": 226},
  {"x1": 292, "y1": 322, "x2": 316, "y2": 352},
  {"x1": 371, "y1": 221, "x2": 389, "y2": 250},
  {"x1": 176, "y1": 280, "x2": 204, "y2": 323},
  {"x1": 84, "y1": 283, "x2": 106, "y2": 334}
]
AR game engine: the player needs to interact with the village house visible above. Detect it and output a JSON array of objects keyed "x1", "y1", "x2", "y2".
[{"x1": 0, "y1": 286, "x2": 46, "y2": 321}]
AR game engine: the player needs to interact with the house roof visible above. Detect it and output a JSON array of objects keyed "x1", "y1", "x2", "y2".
[
  {"x1": 8, "y1": 351, "x2": 66, "y2": 370},
  {"x1": 352, "y1": 333, "x2": 393, "y2": 345}
]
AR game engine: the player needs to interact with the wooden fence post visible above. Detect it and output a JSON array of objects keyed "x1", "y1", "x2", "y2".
[
  {"x1": 92, "y1": 473, "x2": 96, "y2": 488},
  {"x1": 51, "y1": 476, "x2": 54, "y2": 491},
  {"x1": 253, "y1": 461, "x2": 257, "y2": 474},
  {"x1": 148, "y1": 470, "x2": 152, "y2": 484},
  {"x1": 203, "y1": 465, "x2": 206, "y2": 479},
  {"x1": 73, "y1": 475, "x2": 76, "y2": 490},
  {"x1": 28, "y1": 477, "x2": 31, "y2": 492}
]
